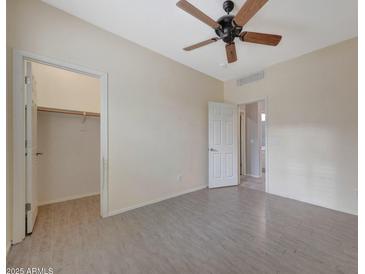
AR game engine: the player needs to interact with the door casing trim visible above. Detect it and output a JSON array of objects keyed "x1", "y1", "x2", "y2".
[{"x1": 236, "y1": 97, "x2": 269, "y2": 192}]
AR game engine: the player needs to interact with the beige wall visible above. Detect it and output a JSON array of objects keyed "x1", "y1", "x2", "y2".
[
  {"x1": 37, "y1": 112, "x2": 100, "y2": 205},
  {"x1": 225, "y1": 38, "x2": 358, "y2": 214},
  {"x1": 7, "y1": 0, "x2": 223, "y2": 247},
  {"x1": 32, "y1": 62, "x2": 100, "y2": 113}
]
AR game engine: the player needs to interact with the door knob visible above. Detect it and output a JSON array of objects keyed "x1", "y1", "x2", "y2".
[
  {"x1": 209, "y1": 148, "x2": 217, "y2": 152},
  {"x1": 36, "y1": 152, "x2": 43, "y2": 156}
]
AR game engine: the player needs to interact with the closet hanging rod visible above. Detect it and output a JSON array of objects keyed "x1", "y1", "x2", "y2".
[{"x1": 37, "y1": 106, "x2": 100, "y2": 117}]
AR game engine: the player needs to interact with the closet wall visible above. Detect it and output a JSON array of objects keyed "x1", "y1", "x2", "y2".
[
  {"x1": 32, "y1": 62, "x2": 100, "y2": 205},
  {"x1": 32, "y1": 62, "x2": 100, "y2": 112}
]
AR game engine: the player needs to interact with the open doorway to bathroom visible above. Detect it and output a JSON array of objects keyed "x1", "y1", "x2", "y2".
[{"x1": 239, "y1": 100, "x2": 266, "y2": 191}]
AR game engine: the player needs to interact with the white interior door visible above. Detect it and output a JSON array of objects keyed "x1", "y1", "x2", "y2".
[
  {"x1": 208, "y1": 102, "x2": 238, "y2": 188},
  {"x1": 25, "y1": 61, "x2": 38, "y2": 234}
]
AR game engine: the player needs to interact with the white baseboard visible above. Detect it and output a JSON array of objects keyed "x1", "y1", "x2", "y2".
[
  {"x1": 108, "y1": 185, "x2": 207, "y2": 217},
  {"x1": 38, "y1": 192, "x2": 100, "y2": 206},
  {"x1": 267, "y1": 189, "x2": 357, "y2": 216},
  {"x1": 245, "y1": 174, "x2": 261, "y2": 178}
]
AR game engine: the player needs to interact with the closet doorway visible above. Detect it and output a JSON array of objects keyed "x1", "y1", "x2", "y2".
[{"x1": 12, "y1": 51, "x2": 108, "y2": 243}]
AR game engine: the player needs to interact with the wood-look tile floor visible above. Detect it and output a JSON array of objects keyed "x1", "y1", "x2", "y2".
[
  {"x1": 240, "y1": 176, "x2": 265, "y2": 192},
  {"x1": 7, "y1": 187, "x2": 357, "y2": 274}
]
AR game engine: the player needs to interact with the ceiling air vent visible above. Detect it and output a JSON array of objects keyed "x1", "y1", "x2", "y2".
[{"x1": 236, "y1": 71, "x2": 264, "y2": 86}]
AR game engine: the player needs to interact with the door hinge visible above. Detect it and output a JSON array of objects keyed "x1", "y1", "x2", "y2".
[
  {"x1": 25, "y1": 203, "x2": 31, "y2": 212},
  {"x1": 25, "y1": 76, "x2": 31, "y2": 84}
]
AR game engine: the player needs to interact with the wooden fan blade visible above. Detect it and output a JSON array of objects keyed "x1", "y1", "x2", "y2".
[
  {"x1": 240, "y1": 31, "x2": 282, "y2": 46},
  {"x1": 225, "y1": 43, "x2": 237, "y2": 63},
  {"x1": 176, "y1": 0, "x2": 221, "y2": 30},
  {"x1": 183, "y1": 38, "x2": 219, "y2": 51},
  {"x1": 233, "y1": 0, "x2": 268, "y2": 27}
]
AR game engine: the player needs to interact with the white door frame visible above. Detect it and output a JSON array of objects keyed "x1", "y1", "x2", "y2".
[
  {"x1": 12, "y1": 50, "x2": 109, "y2": 244},
  {"x1": 239, "y1": 111, "x2": 246, "y2": 177},
  {"x1": 237, "y1": 97, "x2": 269, "y2": 192}
]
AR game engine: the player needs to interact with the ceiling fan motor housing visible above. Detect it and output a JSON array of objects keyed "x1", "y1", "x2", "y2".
[
  {"x1": 215, "y1": 15, "x2": 242, "y2": 43},
  {"x1": 223, "y1": 0, "x2": 234, "y2": 14}
]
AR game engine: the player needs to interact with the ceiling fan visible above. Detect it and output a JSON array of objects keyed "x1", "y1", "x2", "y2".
[{"x1": 176, "y1": 0, "x2": 282, "y2": 64}]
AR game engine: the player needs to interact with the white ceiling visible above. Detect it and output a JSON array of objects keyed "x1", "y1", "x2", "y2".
[{"x1": 42, "y1": 0, "x2": 357, "y2": 81}]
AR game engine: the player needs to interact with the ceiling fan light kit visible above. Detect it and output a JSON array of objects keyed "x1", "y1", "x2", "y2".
[{"x1": 176, "y1": 0, "x2": 282, "y2": 64}]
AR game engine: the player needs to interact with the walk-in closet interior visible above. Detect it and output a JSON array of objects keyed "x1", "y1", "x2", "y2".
[{"x1": 30, "y1": 61, "x2": 101, "y2": 213}]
